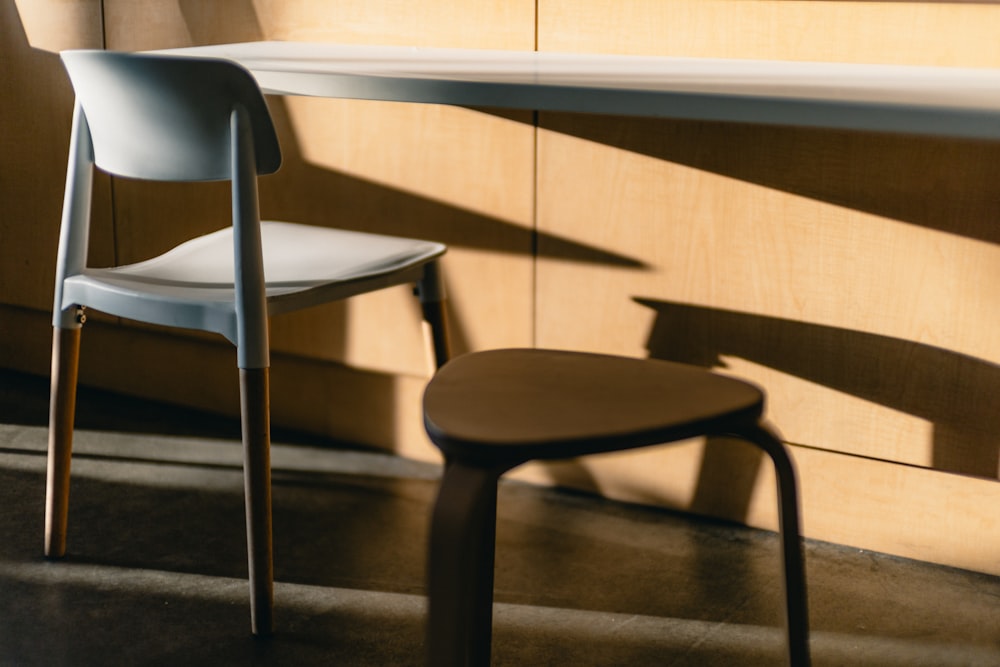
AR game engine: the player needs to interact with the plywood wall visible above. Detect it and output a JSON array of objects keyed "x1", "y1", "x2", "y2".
[
  {"x1": 4, "y1": 0, "x2": 537, "y2": 461},
  {"x1": 101, "y1": 0, "x2": 538, "y2": 373},
  {"x1": 5, "y1": 0, "x2": 1000, "y2": 574},
  {"x1": 531, "y1": 0, "x2": 1000, "y2": 574},
  {"x1": 2, "y1": 0, "x2": 113, "y2": 313}
]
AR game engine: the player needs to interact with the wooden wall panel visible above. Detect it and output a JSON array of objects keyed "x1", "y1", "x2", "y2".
[
  {"x1": 103, "y1": 0, "x2": 532, "y2": 51},
  {"x1": 0, "y1": 305, "x2": 441, "y2": 460},
  {"x1": 517, "y1": 438, "x2": 1000, "y2": 576},
  {"x1": 259, "y1": 98, "x2": 535, "y2": 374},
  {"x1": 3, "y1": 0, "x2": 115, "y2": 314},
  {"x1": 3, "y1": 0, "x2": 536, "y2": 458},
  {"x1": 0, "y1": 1, "x2": 536, "y2": 461},
  {"x1": 533, "y1": 0, "x2": 1000, "y2": 570},
  {"x1": 540, "y1": 0, "x2": 1000, "y2": 66},
  {"x1": 101, "y1": 0, "x2": 537, "y2": 375},
  {"x1": 12, "y1": 0, "x2": 104, "y2": 51},
  {"x1": 535, "y1": 118, "x2": 1000, "y2": 471}
]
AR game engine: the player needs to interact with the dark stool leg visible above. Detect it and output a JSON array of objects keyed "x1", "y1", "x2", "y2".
[
  {"x1": 427, "y1": 461, "x2": 502, "y2": 667},
  {"x1": 743, "y1": 423, "x2": 810, "y2": 667}
]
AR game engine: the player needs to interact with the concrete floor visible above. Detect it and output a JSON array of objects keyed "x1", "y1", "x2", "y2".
[{"x1": 0, "y1": 369, "x2": 998, "y2": 666}]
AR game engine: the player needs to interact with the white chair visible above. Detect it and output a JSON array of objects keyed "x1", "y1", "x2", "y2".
[{"x1": 47, "y1": 50, "x2": 450, "y2": 636}]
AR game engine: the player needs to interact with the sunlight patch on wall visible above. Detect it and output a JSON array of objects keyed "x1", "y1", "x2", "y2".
[{"x1": 14, "y1": 0, "x2": 104, "y2": 51}]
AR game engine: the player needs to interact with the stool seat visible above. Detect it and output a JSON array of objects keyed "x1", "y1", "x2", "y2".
[
  {"x1": 423, "y1": 348, "x2": 810, "y2": 666},
  {"x1": 424, "y1": 348, "x2": 764, "y2": 463}
]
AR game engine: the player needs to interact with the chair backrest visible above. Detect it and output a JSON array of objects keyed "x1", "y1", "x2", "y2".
[{"x1": 60, "y1": 50, "x2": 281, "y2": 181}]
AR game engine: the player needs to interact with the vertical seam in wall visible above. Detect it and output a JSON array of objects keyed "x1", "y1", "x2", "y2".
[
  {"x1": 531, "y1": 109, "x2": 539, "y2": 349},
  {"x1": 99, "y1": 0, "x2": 107, "y2": 49},
  {"x1": 531, "y1": 0, "x2": 539, "y2": 348},
  {"x1": 534, "y1": 0, "x2": 539, "y2": 51}
]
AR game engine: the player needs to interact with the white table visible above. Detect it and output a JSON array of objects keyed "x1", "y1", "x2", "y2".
[{"x1": 157, "y1": 40, "x2": 1000, "y2": 140}]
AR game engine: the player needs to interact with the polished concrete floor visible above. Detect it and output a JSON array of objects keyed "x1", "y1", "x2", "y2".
[{"x1": 1, "y1": 369, "x2": 998, "y2": 666}]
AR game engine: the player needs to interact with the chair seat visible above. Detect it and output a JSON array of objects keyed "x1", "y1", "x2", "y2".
[
  {"x1": 62, "y1": 221, "x2": 446, "y2": 341},
  {"x1": 423, "y1": 348, "x2": 766, "y2": 464}
]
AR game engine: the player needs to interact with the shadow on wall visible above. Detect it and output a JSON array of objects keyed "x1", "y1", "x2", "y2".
[
  {"x1": 529, "y1": 110, "x2": 1000, "y2": 520},
  {"x1": 542, "y1": 295, "x2": 1000, "y2": 524},
  {"x1": 259, "y1": 98, "x2": 648, "y2": 360},
  {"x1": 177, "y1": 0, "x2": 267, "y2": 46},
  {"x1": 538, "y1": 111, "x2": 1000, "y2": 246},
  {"x1": 636, "y1": 298, "x2": 1000, "y2": 480}
]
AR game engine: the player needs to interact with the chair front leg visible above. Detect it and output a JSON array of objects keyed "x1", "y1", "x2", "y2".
[
  {"x1": 427, "y1": 461, "x2": 502, "y2": 667},
  {"x1": 742, "y1": 422, "x2": 810, "y2": 667},
  {"x1": 45, "y1": 325, "x2": 82, "y2": 558},
  {"x1": 240, "y1": 367, "x2": 274, "y2": 636}
]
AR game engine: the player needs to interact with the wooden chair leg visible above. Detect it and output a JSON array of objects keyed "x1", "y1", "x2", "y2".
[
  {"x1": 45, "y1": 326, "x2": 81, "y2": 558},
  {"x1": 417, "y1": 261, "x2": 450, "y2": 369},
  {"x1": 427, "y1": 462, "x2": 502, "y2": 667},
  {"x1": 240, "y1": 367, "x2": 274, "y2": 636},
  {"x1": 742, "y1": 423, "x2": 810, "y2": 667}
]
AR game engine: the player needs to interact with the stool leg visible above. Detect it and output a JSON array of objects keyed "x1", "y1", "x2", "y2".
[
  {"x1": 45, "y1": 326, "x2": 81, "y2": 557},
  {"x1": 427, "y1": 462, "x2": 501, "y2": 667},
  {"x1": 743, "y1": 423, "x2": 810, "y2": 667},
  {"x1": 240, "y1": 367, "x2": 274, "y2": 636}
]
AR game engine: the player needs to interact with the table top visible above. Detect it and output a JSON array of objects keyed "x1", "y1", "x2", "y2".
[{"x1": 157, "y1": 40, "x2": 1000, "y2": 140}]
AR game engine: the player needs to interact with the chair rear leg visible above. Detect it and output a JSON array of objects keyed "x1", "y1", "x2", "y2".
[
  {"x1": 427, "y1": 462, "x2": 501, "y2": 667},
  {"x1": 240, "y1": 367, "x2": 274, "y2": 636},
  {"x1": 742, "y1": 423, "x2": 810, "y2": 667},
  {"x1": 45, "y1": 326, "x2": 82, "y2": 558},
  {"x1": 416, "y1": 261, "x2": 450, "y2": 369}
]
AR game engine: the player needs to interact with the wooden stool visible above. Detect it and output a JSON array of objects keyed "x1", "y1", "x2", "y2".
[{"x1": 423, "y1": 348, "x2": 809, "y2": 666}]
